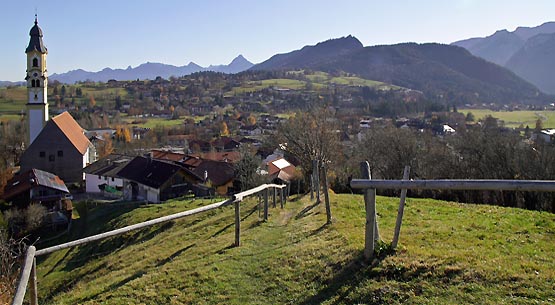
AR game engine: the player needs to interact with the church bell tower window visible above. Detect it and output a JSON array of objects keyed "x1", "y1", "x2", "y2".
[{"x1": 33, "y1": 58, "x2": 38, "y2": 67}]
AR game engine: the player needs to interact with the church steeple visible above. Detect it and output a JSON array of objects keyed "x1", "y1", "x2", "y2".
[
  {"x1": 26, "y1": 15, "x2": 47, "y2": 53},
  {"x1": 26, "y1": 15, "x2": 49, "y2": 145}
]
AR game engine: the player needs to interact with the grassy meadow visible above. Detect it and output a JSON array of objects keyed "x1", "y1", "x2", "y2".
[
  {"x1": 461, "y1": 108, "x2": 555, "y2": 129},
  {"x1": 32, "y1": 193, "x2": 555, "y2": 304},
  {"x1": 226, "y1": 72, "x2": 400, "y2": 95},
  {"x1": 0, "y1": 85, "x2": 126, "y2": 118}
]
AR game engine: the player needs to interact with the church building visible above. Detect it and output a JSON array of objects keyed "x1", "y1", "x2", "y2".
[{"x1": 19, "y1": 17, "x2": 94, "y2": 183}]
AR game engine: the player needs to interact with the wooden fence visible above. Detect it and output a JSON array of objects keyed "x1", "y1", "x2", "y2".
[
  {"x1": 11, "y1": 184, "x2": 286, "y2": 305},
  {"x1": 351, "y1": 161, "x2": 555, "y2": 260}
]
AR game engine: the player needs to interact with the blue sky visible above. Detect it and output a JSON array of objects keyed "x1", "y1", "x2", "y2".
[{"x1": 1, "y1": 0, "x2": 554, "y2": 81}]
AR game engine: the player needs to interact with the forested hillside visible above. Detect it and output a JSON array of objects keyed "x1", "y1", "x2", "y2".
[{"x1": 252, "y1": 37, "x2": 549, "y2": 104}]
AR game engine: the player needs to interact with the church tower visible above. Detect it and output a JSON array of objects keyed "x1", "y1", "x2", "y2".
[{"x1": 25, "y1": 15, "x2": 49, "y2": 145}]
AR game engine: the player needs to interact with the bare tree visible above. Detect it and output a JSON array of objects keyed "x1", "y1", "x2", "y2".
[
  {"x1": 277, "y1": 107, "x2": 340, "y2": 179},
  {"x1": 0, "y1": 229, "x2": 28, "y2": 304},
  {"x1": 235, "y1": 144, "x2": 263, "y2": 191}
]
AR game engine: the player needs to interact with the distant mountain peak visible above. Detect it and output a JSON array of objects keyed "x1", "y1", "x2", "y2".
[
  {"x1": 251, "y1": 35, "x2": 363, "y2": 71},
  {"x1": 48, "y1": 56, "x2": 254, "y2": 83},
  {"x1": 312, "y1": 35, "x2": 363, "y2": 49},
  {"x1": 452, "y1": 21, "x2": 555, "y2": 93}
]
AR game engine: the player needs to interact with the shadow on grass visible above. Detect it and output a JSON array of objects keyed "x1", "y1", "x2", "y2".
[
  {"x1": 216, "y1": 244, "x2": 235, "y2": 254},
  {"x1": 295, "y1": 202, "x2": 320, "y2": 220},
  {"x1": 298, "y1": 252, "x2": 368, "y2": 305},
  {"x1": 156, "y1": 243, "x2": 196, "y2": 267},
  {"x1": 308, "y1": 222, "x2": 330, "y2": 237},
  {"x1": 298, "y1": 245, "x2": 397, "y2": 305},
  {"x1": 209, "y1": 205, "x2": 259, "y2": 239},
  {"x1": 77, "y1": 270, "x2": 147, "y2": 303},
  {"x1": 59, "y1": 221, "x2": 175, "y2": 272}
]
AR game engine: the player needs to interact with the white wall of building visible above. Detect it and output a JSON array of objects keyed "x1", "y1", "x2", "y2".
[
  {"x1": 85, "y1": 173, "x2": 124, "y2": 193},
  {"x1": 28, "y1": 109, "x2": 45, "y2": 144}
]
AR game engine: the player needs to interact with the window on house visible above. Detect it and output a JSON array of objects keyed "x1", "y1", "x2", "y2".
[
  {"x1": 111, "y1": 177, "x2": 115, "y2": 182},
  {"x1": 32, "y1": 58, "x2": 38, "y2": 67},
  {"x1": 57, "y1": 150, "x2": 63, "y2": 157},
  {"x1": 98, "y1": 175, "x2": 101, "y2": 179},
  {"x1": 39, "y1": 151, "x2": 45, "y2": 157},
  {"x1": 49, "y1": 155, "x2": 55, "y2": 162}
]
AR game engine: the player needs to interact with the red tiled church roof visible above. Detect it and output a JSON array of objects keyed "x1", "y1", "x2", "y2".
[{"x1": 51, "y1": 112, "x2": 91, "y2": 154}]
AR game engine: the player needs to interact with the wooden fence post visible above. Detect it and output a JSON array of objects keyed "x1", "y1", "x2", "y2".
[
  {"x1": 322, "y1": 164, "x2": 332, "y2": 224},
  {"x1": 234, "y1": 201, "x2": 241, "y2": 247},
  {"x1": 360, "y1": 161, "x2": 377, "y2": 259},
  {"x1": 280, "y1": 188, "x2": 284, "y2": 209},
  {"x1": 272, "y1": 187, "x2": 277, "y2": 208},
  {"x1": 392, "y1": 166, "x2": 410, "y2": 249},
  {"x1": 258, "y1": 194, "x2": 262, "y2": 218},
  {"x1": 313, "y1": 160, "x2": 321, "y2": 203},
  {"x1": 264, "y1": 189, "x2": 269, "y2": 221},
  {"x1": 30, "y1": 257, "x2": 38, "y2": 305},
  {"x1": 310, "y1": 168, "x2": 315, "y2": 200}
]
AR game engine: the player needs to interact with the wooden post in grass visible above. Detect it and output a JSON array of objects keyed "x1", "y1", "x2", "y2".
[
  {"x1": 272, "y1": 187, "x2": 277, "y2": 208},
  {"x1": 360, "y1": 161, "x2": 377, "y2": 259},
  {"x1": 234, "y1": 201, "x2": 241, "y2": 247},
  {"x1": 314, "y1": 160, "x2": 321, "y2": 203},
  {"x1": 30, "y1": 257, "x2": 38, "y2": 305},
  {"x1": 322, "y1": 164, "x2": 332, "y2": 224},
  {"x1": 264, "y1": 188, "x2": 269, "y2": 221},
  {"x1": 392, "y1": 166, "x2": 410, "y2": 249},
  {"x1": 280, "y1": 187, "x2": 284, "y2": 208},
  {"x1": 310, "y1": 168, "x2": 315, "y2": 200}
]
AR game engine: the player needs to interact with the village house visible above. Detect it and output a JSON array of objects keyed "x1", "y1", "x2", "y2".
[
  {"x1": 532, "y1": 129, "x2": 555, "y2": 143},
  {"x1": 83, "y1": 154, "x2": 132, "y2": 194},
  {"x1": 3, "y1": 169, "x2": 73, "y2": 225},
  {"x1": 117, "y1": 156, "x2": 203, "y2": 203},
  {"x1": 193, "y1": 160, "x2": 236, "y2": 195},
  {"x1": 267, "y1": 157, "x2": 297, "y2": 184},
  {"x1": 239, "y1": 124, "x2": 263, "y2": 136},
  {"x1": 211, "y1": 137, "x2": 241, "y2": 152}
]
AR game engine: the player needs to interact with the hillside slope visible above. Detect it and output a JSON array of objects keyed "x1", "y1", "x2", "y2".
[
  {"x1": 35, "y1": 194, "x2": 555, "y2": 304},
  {"x1": 452, "y1": 30, "x2": 524, "y2": 66},
  {"x1": 452, "y1": 22, "x2": 555, "y2": 94},
  {"x1": 506, "y1": 33, "x2": 555, "y2": 94},
  {"x1": 251, "y1": 37, "x2": 546, "y2": 104}
]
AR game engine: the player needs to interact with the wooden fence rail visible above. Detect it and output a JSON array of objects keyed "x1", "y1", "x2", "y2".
[
  {"x1": 350, "y1": 163, "x2": 555, "y2": 260},
  {"x1": 12, "y1": 183, "x2": 286, "y2": 305}
]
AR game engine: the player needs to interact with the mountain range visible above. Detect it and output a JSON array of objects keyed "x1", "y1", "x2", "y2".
[
  {"x1": 4, "y1": 25, "x2": 554, "y2": 104},
  {"x1": 452, "y1": 22, "x2": 555, "y2": 94},
  {"x1": 251, "y1": 36, "x2": 546, "y2": 104},
  {"x1": 48, "y1": 55, "x2": 254, "y2": 84},
  {"x1": 0, "y1": 81, "x2": 24, "y2": 87}
]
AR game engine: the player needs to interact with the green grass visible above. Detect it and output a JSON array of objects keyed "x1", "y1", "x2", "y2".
[
  {"x1": 79, "y1": 86, "x2": 127, "y2": 99},
  {"x1": 0, "y1": 87, "x2": 27, "y2": 114},
  {"x1": 122, "y1": 116, "x2": 185, "y2": 128},
  {"x1": 228, "y1": 72, "x2": 400, "y2": 95},
  {"x1": 0, "y1": 85, "x2": 128, "y2": 117},
  {"x1": 228, "y1": 79, "x2": 309, "y2": 94},
  {"x1": 33, "y1": 193, "x2": 555, "y2": 304},
  {"x1": 329, "y1": 76, "x2": 399, "y2": 90},
  {"x1": 461, "y1": 109, "x2": 555, "y2": 129}
]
